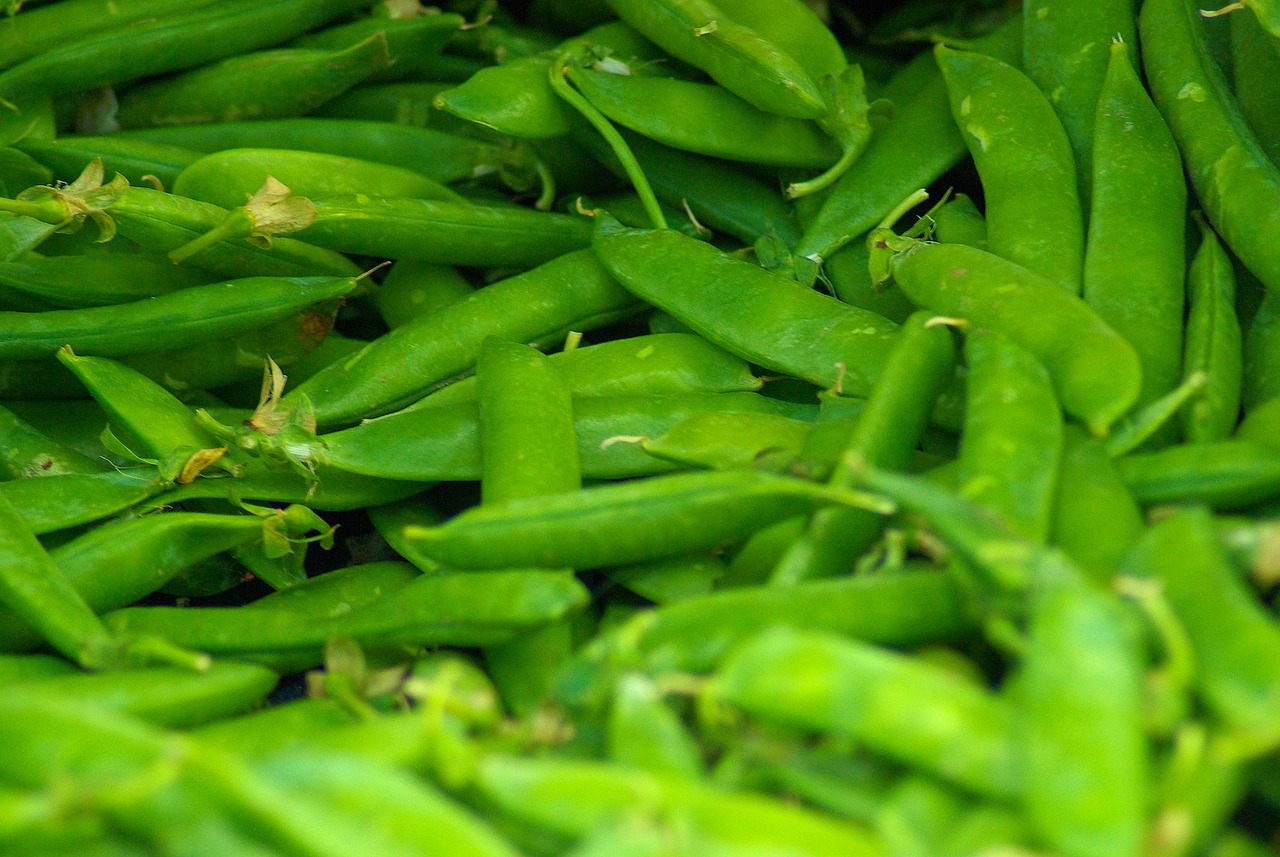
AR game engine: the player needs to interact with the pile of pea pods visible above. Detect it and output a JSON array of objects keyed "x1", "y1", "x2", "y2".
[{"x1": 2, "y1": 0, "x2": 1280, "y2": 853}]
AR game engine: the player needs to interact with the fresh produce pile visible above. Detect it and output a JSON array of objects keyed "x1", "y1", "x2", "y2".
[{"x1": 0, "y1": 0, "x2": 1279, "y2": 853}]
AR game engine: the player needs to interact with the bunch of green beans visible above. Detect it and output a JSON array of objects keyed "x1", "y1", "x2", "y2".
[{"x1": 1, "y1": 0, "x2": 1280, "y2": 853}]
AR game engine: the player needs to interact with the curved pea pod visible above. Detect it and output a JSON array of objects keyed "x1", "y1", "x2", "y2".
[
  {"x1": 603, "y1": 0, "x2": 824, "y2": 119},
  {"x1": 375, "y1": 261, "x2": 473, "y2": 330},
  {"x1": 874, "y1": 235, "x2": 1141, "y2": 435},
  {"x1": 0, "y1": 253, "x2": 219, "y2": 308},
  {"x1": 257, "y1": 750, "x2": 523, "y2": 857},
  {"x1": 1244, "y1": 288, "x2": 1280, "y2": 412},
  {"x1": 936, "y1": 45, "x2": 1083, "y2": 293},
  {"x1": 317, "y1": 392, "x2": 812, "y2": 483},
  {"x1": 415, "y1": 332, "x2": 762, "y2": 410},
  {"x1": 1184, "y1": 224, "x2": 1243, "y2": 442},
  {"x1": 606, "y1": 553, "x2": 725, "y2": 604},
  {"x1": 1019, "y1": 581, "x2": 1149, "y2": 857},
  {"x1": 405, "y1": 470, "x2": 891, "y2": 572},
  {"x1": 566, "y1": 69, "x2": 840, "y2": 169},
  {"x1": 1051, "y1": 427, "x2": 1144, "y2": 581},
  {"x1": 0, "y1": 403, "x2": 104, "y2": 478},
  {"x1": 0, "y1": 274, "x2": 354, "y2": 361},
  {"x1": 120, "y1": 119, "x2": 514, "y2": 187},
  {"x1": 715, "y1": 627, "x2": 1020, "y2": 800},
  {"x1": 1117, "y1": 440, "x2": 1280, "y2": 509},
  {"x1": 0, "y1": 211, "x2": 58, "y2": 261},
  {"x1": 1084, "y1": 40, "x2": 1186, "y2": 421},
  {"x1": 1122, "y1": 507, "x2": 1280, "y2": 751},
  {"x1": 957, "y1": 328, "x2": 1062, "y2": 542},
  {"x1": 1141, "y1": 0, "x2": 1280, "y2": 294},
  {"x1": 1232, "y1": 8, "x2": 1280, "y2": 163},
  {"x1": 13, "y1": 135, "x2": 203, "y2": 189},
  {"x1": 0, "y1": 653, "x2": 76, "y2": 683},
  {"x1": 931, "y1": 192, "x2": 987, "y2": 249},
  {"x1": 636, "y1": 411, "x2": 812, "y2": 471},
  {"x1": 0, "y1": 469, "x2": 167, "y2": 535},
  {"x1": 284, "y1": 249, "x2": 641, "y2": 428},
  {"x1": 472, "y1": 754, "x2": 882, "y2": 857},
  {"x1": 22, "y1": 662, "x2": 278, "y2": 728},
  {"x1": 292, "y1": 12, "x2": 465, "y2": 83},
  {"x1": 593, "y1": 217, "x2": 899, "y2": 397},
  {"x1": 172, "y1": 148, "x2": 467, "y2": 211},
  {"x1": 725, "y1": 0, "x2": 846, "y2": 82},
  {"x1": 192, "y1": 697, "x2": 359, "y2": 756},
  {"x1": 298, "y1": 196, "x2": 593, "y2": 267}
]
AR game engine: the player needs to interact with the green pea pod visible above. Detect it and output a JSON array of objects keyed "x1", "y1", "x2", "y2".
[
  {"x1": 725, "y1": 0, "x2": 846, "y2": 82},
  {"x1": 1123, "y1": 507, "x2": 1280, "y2": 751},
  {"x1": 607, "y1": 673, "x2": 703, "y2": 779},
  {"x1": 284, "y1": 249, "x2": 641, "y2": 428},
  {"x1": 0, "y1": 211, "x2": 58, "y2": 260},
  {"x1": 292, "y1": 12, "x2": 465, "y2": 84},
  {"x1": 0, "y1": 653, "x2": 77, "y2": 683},
  {"x1": 606, "y1": 553, "x2": 725, "y2": 603},
  {"x1": 1084, "y1": 40, "x2": 1186, "y2": 420},
  {"x1": 1118, "y1": 440, "x2": 1280, "y2": 509},
  {"x1": 873, "y1": 235, "x2": 1141, "y2": 435},
  {"x1": 1050, "y1": 426, "x2": 1145, "y2": 581},
  {"x1": 0, "y1": 253, "x2": 218, "y2": 308},
  {"x1": 1184, "y1": 223, "x2": 1244, "y2": 442},
  {"x1": 937, "y1": 45, "x2": 1083, "y2": 293},
  {"x1": 414, "y1": 333, "x2": 762, "y2": 411},
  {"x1": 957, "y1": 327, "x2": 1062, "y2": 542},
  {"x1": 602, "y1": 0, "x2": 825, "y2": 119},
  {"x1": 1231, "y1": 8, "x2": 1280, "y2": 163},
  {"x1": 192, "y1": 697, "x2": 358, "y2": 756},
  {"x1": 0, "y1": 402, "x2": 104, "y2": 478},
  {"x1": 160, "y1": 457, "x2": 427, "y2": 512},
  {"x1": 375, "y1": 261, "x2": 473, "y2": 330},
  {"x1": 1021, "y1": 0, "x2": 1137, "y2": 203},
  {"x1": 594, "y1": 216, "x2": 899, "y2": 397},
  {"x1": 715, "y1": 627, "x2": 1021, "y2": 800},
  {"x1": 771, "y1": 310, "x2": 956, "y2": 585},
  {"x1": 14, "y1": 135, "x2": 203, "y2": 190},
  {"x1": 472, "y1": 754, "x2": 882, "y2": 856},
  {"x1": 317, "y1": 392, "x2": 812, "y2": 483},
  {"x1": 931, "y1": 192, "x2": 987, "y2": 249},
  {"x1": 566, "y1": 69, "x2": 840, "y2": 169},
  {"x1": 637, "y1": 411, "x2": 812, "y2": 471},
  {"x1": 1141, "y1": 0, "x2": 1280, "y2": 294},
  {"x1": 120, "y1": 119, "x2": 513, "y2": 187},
  {"x1": 1020, "y1": 581, "x2": 1149, "y2": 857},
  {"x1": 0, "y1": 468, "x2": 167, "y2": 535},
  {"x1": 405, "y1": 469, "x2": 890, "y2": 572},
  {"x1": 0, "y1": 146, "x2": 49, "y2": 198},
  {"x1": 1244, "y1": 288, "x2": 1280, "y2": 411},
  {"x1": 172, "y1": 148, "x2": 467, "y2": 211},
  {"x1": 21, "y1": 662, "x2": 278, "y2": 728},
  {"x1": 299, "y1": 196, "x2": 592, "y2": 267},
  {"x1": 250, "y1": 561, "x2": 419, "y2": 619}
]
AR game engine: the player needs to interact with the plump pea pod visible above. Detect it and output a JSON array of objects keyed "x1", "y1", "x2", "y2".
[
  {"x1": 602, "y1": 0, "x2": 825, "y2": 119},
  {"x1": 299, "y1": 196, "x2": 592, "y2": 267},
  {"x1": 0, "y1": 0, "x2": 221, "y2": 71},
  {"x1": 1019, "y1": 581, "x2": 1149, "y2": 857},
  {"x1": 715, "y1": 627, "x2": 1021, "y2": 800},
  {"x1": 250, "y1": 561, "x2": 420, "y2": 620},
  {"x1": 22, "y1": 662, "x2": 278, "y2": 728},
  {"x1": 1051, "y1": 426, "x2": 1145, "y2": 581},
  {"x1": 0, "y1": 469, "x2": 166, "y2": 535},
  {"x1": 1184, "y1": 223, "x2": 1244, "y2": 442},
  {"x1": 172, "y1": 149, "x2": 467, "y2": 212},
  {"x1": 931, "y1": 192, "x2": 987, "y2": 249},
  {"x1": 407, "y1": 469, "x2": 891, "y2": 573},
  {"x1": 637, "y1": 411, "x2": 812, "y2": 471},
  {"x1": 293, "y1": 12, "x2": 465, "y2": 84},
  {"x1": 472, "y1": 754, "x2": 882, "y2": 857},
  {"x1": 1021, "y1": 0, "x2": 1137, "y2": 203},
  {"x1": 607, "y1": 673, "x2": 703, "y2": 779},
  {"x1": 575, "y1": 126, "x2": 801, "y2": 244},
  {"x1": 1231, "y1": 9, "x2": 1280, "y2": 163},
  {"x1": 594, "y1": 216, "x2": 899, "y2": 397},
  {"x1": 1084, "y1": 40, "x2": 1186, "y2": 419},
  {"x1": 0, "y1": 0, "x2": 371, "y2": 138},
  {"x1": 725, "y1": 0, "x2": 846, "y2": 82},
  {"x1": 414, "y1": 333, "x2": 762, "y2": 411},
  {"x1": 0, "y1": 253, "x2": 218, "y2": 308},
  {"x1": 0, "y1": 274, "x2": 353, "y2": 360},
  {"x1": 566, "y1": 69, "x2": 840, "y2": 169},
  {"x1": 1141, "y1": 0, "x2": 1280, "y2": 294},
  {"x1": 257, "y1": 750, "x2": 523, "y2": 857},
  {"x1": 16, "y1": 131, "x2": 194, "y2": 191},
  {"x1": 1243, "y1": 288, "x2": 1280, "y2": 412},
  {"x1": 115, "y1": 35, "x2": 391, "y2": 129},
  {"x1": 937, "y1": 45, "x2": 1083, "y2": 293},
  {"x1": 0, "y1": 402, "x2": 104, "y2": 478},
  {"x1": 284, "y1": 249, "x2": 641, "y2": 428},
  {"x1": 120, "y1": 119, "x2": 513, "y2": 187},
  {"x1": 316, "y1": 393, "x2": 813, "y2": 483},
  {"x1": 192, "y1": 697, "x2": 358, "y2": 756},
  {"x1": 771, "y1": 311, "x2": 956, "y2": 585},
  {"x1": 1117, "y1": 440, "x2": 1280, "y2": 509},
  {"x1": 105, "y1": 570, "x2": 589, "y2": 669},
  {"x1": 795, "y1": 18, "x2": 1021, "y2": 265},
  {"x1": 375, "y1": 261, "x2": 473, "y2": 330},
  {"x1": 606, "y1": 553, "x2": 725, "y2": 603},
  {"x1": 0, "y1": 653, "x2": 76, "y2": 683},
  {"x1": 873, "y1": 235, "x2": 1141, "y2": 435},
  {"x1": 1122, "y1": 507, "x2": 1280, "y2": 751},
  {"x1": 0, "y1": 492, "x2": 119, "y2": 668},
  {"x1": 1236, "y1": 395, "x2": 1280, "y2": 445},
  {"x1": 957, "y1": 328, "x2": 1062, "y2": 542}
]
